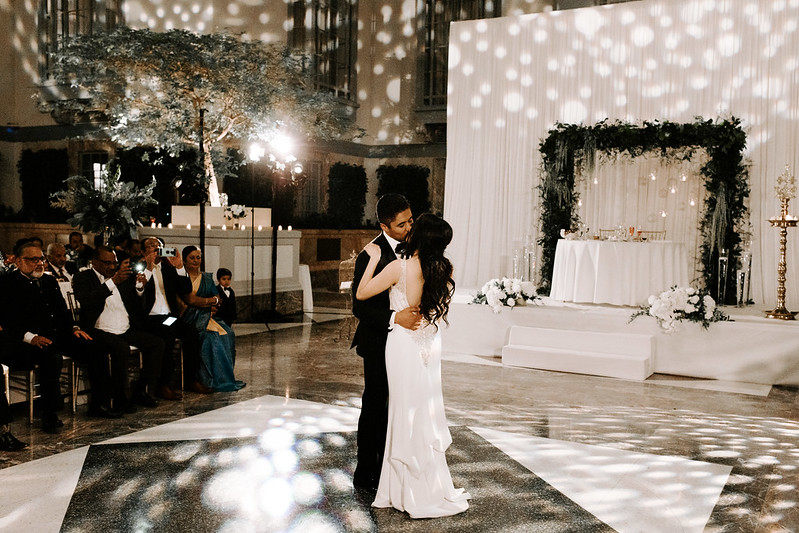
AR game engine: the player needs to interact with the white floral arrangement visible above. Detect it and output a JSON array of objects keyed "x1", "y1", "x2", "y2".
[
  {"x1": 472, "y1": 278, "x2": 540, "y2": 313},
  {"x1": 224, "y1": 204, "x2": 247, "y2": 220},
  {"x1": 629, "y1": 286, "x2": 729, "y2": 333}
]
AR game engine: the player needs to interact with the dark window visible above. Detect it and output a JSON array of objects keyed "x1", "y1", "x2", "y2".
[
  {"x1": 291, "y1": 0, "x2": 357, "y2": 102},
  {"x1": 421, "y1": 0, "x2": 501, "y2": 108},
  {"x1": 38, "y1": 0, "x2": 123, "y2": 78},
  {"x1": 297, "y1": 161, "x2": 322, "y2": 217}
]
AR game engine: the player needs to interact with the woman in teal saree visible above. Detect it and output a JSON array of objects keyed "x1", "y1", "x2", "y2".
[{"x1": 180, "y1": 246, "x2": 245, "y2": 392}]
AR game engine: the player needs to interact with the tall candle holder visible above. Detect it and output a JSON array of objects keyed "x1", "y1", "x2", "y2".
[{"x1": 766, "y1": 165, "x2": 798, "y2": 320}]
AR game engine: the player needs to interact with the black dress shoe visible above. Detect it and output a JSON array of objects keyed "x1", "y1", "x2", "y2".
[
  {"x1": 41, "y1": 415, "x2": 64, "y2": 434},
  {"x1": 0, "y1": 431, "x2": 29, "y2": 452},
  {"x1": 87, "y1": 405, "x2": 124, "y2": 419},
  {"x1": 131, "y1": 391, "x2": 160, "y2": 408}
]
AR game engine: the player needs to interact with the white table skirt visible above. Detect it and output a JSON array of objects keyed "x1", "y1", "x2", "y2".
[{"x1": 549, "y1": 240, "x2": 690, "y2": 306}]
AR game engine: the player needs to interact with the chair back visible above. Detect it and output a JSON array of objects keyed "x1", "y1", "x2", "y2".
[{"x1": 338, "y1": 254, "x2": 357, "y2": 294}]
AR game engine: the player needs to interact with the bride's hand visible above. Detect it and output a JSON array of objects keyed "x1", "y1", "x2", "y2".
[{"x1": 363, "y1": 243, "x2": 381, "y2": 259}]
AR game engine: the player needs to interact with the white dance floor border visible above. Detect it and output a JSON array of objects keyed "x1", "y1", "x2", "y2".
[{"x1": 442, "y1": 292, "x2": 799, "y2": 386}]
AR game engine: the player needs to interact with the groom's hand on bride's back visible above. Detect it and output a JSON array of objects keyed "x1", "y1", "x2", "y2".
[{"x1": 396, "y1": 306, "x2": 422, "y2": 330}]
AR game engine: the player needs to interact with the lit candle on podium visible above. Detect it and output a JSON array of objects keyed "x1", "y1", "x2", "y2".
[
  {"x1": 206, "y1": 224, "x2": 211, "y2": 230},
  {"x1": 186, "y1": 224, "x2": 191, "y2": 230},
  {"x1": 151, "y1": 222, "x2": 156, "y2": 228},
  {"x1": 157, "y1": 223, "x2": 162, "y2": 228},
  {"x1": 241, "y1": 225, "x2": 246, "y2": 231},
  {"x1": 222, "y1": 224, "x2": 227, "y2": 231},
  {"x1": 167, "y1": 223, "x2": 173, "y2": 229},
  {"x1": 258, "y1": 225, "x2": 262, "y2": 231},
  {"x1": 287, "y1": 225, "x2": 292, "y2": 231},
  {"x1": 278, "y1": 225, "x2": 283, "y2": 231}
]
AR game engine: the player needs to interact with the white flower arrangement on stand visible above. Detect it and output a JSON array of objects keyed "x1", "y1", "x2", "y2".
[
  {"x1": 472, "y1": 278, "x2": 540, "y2": 313},
  {"x1": 224, "y1": 204, "x2": 247, "y2": 222},
  {"x1": 629, "y1": 286, "x2": 729, "y2": 333}
]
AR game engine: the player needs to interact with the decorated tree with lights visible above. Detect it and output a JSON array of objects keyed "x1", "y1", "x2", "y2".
[{"x1": 39, "y1": 27, "x2": 355, "y2": 206}]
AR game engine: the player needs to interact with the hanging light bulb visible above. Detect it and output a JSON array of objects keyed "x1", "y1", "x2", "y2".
[
  {"x1": 577, "y1": 199, "x2": 583, "y2": 207},
  {"x1": 689, "y1": 198, "x2": 696, "y2": 206},
  {"x1": 593, "y1": 177, "x2": 599, "y2": 185},
  {"x1": 660, "y1": 210, "x2": 667, "y2": 217},
  {"x1": 650, "y1": 172, "x2": 657, "y2": 181},
  {"x1": 670, "y1": 186, "x2": 677, "y2": 194},
  {"x1": 680, "y1": 174, "x2": 687, "y2": 182}
]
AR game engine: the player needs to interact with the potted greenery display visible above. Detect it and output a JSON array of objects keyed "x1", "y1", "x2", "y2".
[{"x1": 50, "y1": 164, "x2": 158, "y2": 245}]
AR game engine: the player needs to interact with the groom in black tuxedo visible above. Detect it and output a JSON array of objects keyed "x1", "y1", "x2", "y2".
[{"x1": 351, "y1": 193, "x2": 420, "y2": 492}]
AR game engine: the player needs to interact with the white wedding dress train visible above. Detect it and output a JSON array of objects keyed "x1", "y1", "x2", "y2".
[{"x1": 372, "y1": 260, "x2": 470, "y2": 519}]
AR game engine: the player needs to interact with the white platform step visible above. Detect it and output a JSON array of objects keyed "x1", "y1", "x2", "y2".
[{"x1": 501, "y1": 326, "x2": 655, "y2": 381}]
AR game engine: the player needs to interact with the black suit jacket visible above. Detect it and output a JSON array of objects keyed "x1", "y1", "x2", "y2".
[
  {"x1": 45, "y1": 261, "x2": 78, "y2": 280},
  {"x1": 142, "y1": 261, "x2": 190, "y2": 315},
  {"x1": 351, "y1": 233, "x2": 397, "y2": 359},
  {"x1": 72, "y1": 269, "x2": 146, "y2": 332},
  {"x1": 216, "y1": 285, "x2": 237, "y2": 325},
  {"x1": 0, "y1": 270, "x2": 76, "y2": 343}
]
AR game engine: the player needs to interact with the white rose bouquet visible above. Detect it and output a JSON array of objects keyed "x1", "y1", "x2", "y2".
[
  {"x1": 629, "y1": 286, "x2": 729, "y2": 333},
  {"x1": 224, "y1": 204, "x2": 247, "y2": 220},
  {"x1": 472, "y1": 277, "x2": 540, "y2": 313}
]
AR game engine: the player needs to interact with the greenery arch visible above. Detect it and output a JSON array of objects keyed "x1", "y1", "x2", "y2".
[{"x1": 538, "y1": 117, "x2": 750, "y2": 304}]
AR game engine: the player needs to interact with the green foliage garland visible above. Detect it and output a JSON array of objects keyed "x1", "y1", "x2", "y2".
[
  {"x1": 538, "y1": 117, "x2": 750, "y2": 304},
  {"x1": 328, "y1": 163, "x2": 367, "y2": 228},
  {"x1": 376, "y1": 165, "x2": 432, "y2": 217}
]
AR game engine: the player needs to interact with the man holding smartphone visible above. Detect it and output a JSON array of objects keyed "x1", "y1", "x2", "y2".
[{"x1": 139, "y1": 237, "x2": 209, "y2": 396}]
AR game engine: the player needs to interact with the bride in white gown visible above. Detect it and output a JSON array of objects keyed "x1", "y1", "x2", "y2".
[{"x1": 356, "y1": 213, "x2": 470, "y2": 519}]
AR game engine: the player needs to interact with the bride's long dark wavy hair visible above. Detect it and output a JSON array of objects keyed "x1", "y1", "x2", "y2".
[{"x1": 399, "y1": 213, "x2": 455, "y2": 327}]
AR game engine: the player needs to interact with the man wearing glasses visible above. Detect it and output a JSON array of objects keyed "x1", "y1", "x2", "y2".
[
  {"x1": 73, "y1": 245, "x2": 166, "y2": 412},
  {"x1": 0, "y1": 241, "x2": 113, "y2": 432}
]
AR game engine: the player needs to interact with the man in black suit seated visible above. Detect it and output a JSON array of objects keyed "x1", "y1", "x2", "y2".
[
  {"x1": 45, "y1": 243, "x2": 78, "y2": 283},
  {"x1": 215, "y1": 267, "x2": 237, "y2": 326},
  {"x1": 139, "y1": 237, "x2": 209, "y2": 395},
  {"x1": 0, "y1": 241, "x2": 117, "y2": 431},
  {"x1": 73, "y1": 245, "x2": 165, "y2": 411},
  {"x1": 67, "y1": 231, "x2": 93, "y2": 270}
]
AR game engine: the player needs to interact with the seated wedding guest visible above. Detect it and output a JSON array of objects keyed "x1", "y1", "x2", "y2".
[
  {"x1": 45, "y1": 243, "x2": 78, "y2": 283},
  {"x1": 73, "y1": 245, "x2": 165, "y2": 411},
  {"x1": 0, "y1": 241, "x2": 118, "y2": 429},
  {"x1": 0, "y1": 325, "x2": 28, "y2": 450},
  {"x1": 215, "y1": 267, "x2": 237, "y2": 326},
  {"x1": 179, "y1": 246, "x2": 245, "y2": 392},
  {"x1": 67, "y1": 231, "x2": 93, "y2": 269},
  {"x1": 139, "y1": 237, "x2": 207, "y2": 396}
]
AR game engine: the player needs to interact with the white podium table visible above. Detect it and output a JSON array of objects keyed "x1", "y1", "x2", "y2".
[{"x1": 549, "y1": 240, "x2": 690, "y2": 306}]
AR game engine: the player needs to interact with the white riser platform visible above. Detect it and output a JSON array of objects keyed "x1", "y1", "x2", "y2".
[{"x1": 501, "y1": 326, "x2": 654, "y2": 381}]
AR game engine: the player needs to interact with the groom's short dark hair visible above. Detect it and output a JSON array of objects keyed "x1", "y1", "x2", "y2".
[{"x1": 376, "y1": 194, "x2": 410, "y2": 226}]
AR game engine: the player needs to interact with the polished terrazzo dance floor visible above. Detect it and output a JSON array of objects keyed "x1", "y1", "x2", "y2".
[{"x1": 2, "y1": 296, "x2": 799, "y2": 532}]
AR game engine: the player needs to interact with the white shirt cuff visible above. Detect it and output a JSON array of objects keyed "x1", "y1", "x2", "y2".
[
  {"x1": 176, "y1": 267, "x2": 187, "y2": 276},
  {"x1": 23, "y1": 332, "x2": 36, "y2": 344}
]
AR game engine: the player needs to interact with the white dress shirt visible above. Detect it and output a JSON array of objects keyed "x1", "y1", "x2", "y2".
[
  {"x1": 143, "y1": 262, "x2": 186, "y2": 315},
  {"x1": 92, "y1": 268, "x2": 130, "y2": 335}
]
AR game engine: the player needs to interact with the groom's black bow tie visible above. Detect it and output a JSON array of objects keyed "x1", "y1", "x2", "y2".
[{"x1": 394, "y1": 243, "x2": 403, "y2": 254}]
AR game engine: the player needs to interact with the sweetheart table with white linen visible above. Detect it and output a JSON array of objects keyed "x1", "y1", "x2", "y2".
[{"x1": 549, "y1": 240, "x2": 690, "y2": 306}]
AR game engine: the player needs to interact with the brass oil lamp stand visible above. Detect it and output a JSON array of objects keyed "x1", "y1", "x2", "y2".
[{"x1": 766, "y1": 198, "x2": 798, "y2": 320}]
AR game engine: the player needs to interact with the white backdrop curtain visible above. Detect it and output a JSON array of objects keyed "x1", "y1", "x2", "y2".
[{"x1": 444, "y1": 0, "x2": 799, "y2": 309}]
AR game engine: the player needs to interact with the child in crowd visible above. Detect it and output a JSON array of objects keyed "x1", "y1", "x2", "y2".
[{"x1": 215, "y1": 267, "x2": 237, "y2": 325}]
